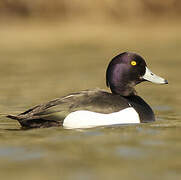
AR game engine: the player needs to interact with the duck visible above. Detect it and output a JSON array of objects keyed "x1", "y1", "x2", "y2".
[{"x1": 7, "y1": 52, "x2": 168, "y2": 129}]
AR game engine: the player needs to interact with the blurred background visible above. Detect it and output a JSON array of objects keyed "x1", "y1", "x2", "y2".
[
  {"x1": 1, "y1": 0, "x2": 181, "y2": 21},
  {"x1": 0, "y1": 1, "x2": 181, "y2": 180}
]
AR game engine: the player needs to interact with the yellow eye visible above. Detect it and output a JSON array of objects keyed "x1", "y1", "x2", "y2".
[{"x1": 131, "y1": 60, "x2": 137, "y2": 66}]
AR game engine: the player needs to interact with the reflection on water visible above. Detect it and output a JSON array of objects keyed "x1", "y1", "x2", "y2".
[
  {"x1": 117, "y1": 146, "x2": 147, "y2": 158},
  {"x1": 0, "y1": 147, "x2": 44, "y2": 161},
  {"x1": 0, "y1": 23, "x2": 181, "y2": 180}
]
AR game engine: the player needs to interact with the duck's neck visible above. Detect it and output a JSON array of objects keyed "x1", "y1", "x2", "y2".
[{"x1": 110, "y1": 83, "x2": 137, "y2": 96}]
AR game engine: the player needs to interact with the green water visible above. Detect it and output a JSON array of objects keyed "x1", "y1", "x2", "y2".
[{"x1": 0, "y1": 23, "x2": 180, "y2": 179}]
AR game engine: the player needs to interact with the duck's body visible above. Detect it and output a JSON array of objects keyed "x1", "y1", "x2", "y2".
[
  {"x1": 7, "y1": 52, "x2": 167, "y2": 129},
  {"x1": 7, "y1": 89, "x2": 155, "y2": 129}
]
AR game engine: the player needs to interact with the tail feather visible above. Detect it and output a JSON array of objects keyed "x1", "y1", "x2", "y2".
[
  {"x1": 6, "y1": 114, "x2": 61, "y2": 129},
  {"x1": 0, "y1": 113, "x2": 20, "y2": 120},
  {"x1": 6, "y1": 115, "x2": 20, "y2": 120}
]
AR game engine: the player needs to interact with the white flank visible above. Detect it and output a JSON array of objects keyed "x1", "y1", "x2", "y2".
[{"x1": 63, "y1": 107, "x2": 140, "y2": 129}]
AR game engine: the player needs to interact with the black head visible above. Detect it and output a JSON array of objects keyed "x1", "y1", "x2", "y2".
[{"x1": 106, "y1": 52, "x2": 167, "y2": 96}]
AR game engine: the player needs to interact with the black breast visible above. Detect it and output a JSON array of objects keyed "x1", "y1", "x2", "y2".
[{"x1": 125, "y1": 95, "x2": 155, "y2": 122}]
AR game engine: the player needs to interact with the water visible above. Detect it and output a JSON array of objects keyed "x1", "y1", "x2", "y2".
[{"x1": 0, "y1": 22, "x2": 180, "y2": 179}]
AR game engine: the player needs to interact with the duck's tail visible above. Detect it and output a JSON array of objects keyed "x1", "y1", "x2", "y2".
[
  {"x1": 6, "y1": 114, "x2": 20, "y2": 120},
  {"x1": 0, "y1": 112, "x2": 21, "y2": 120},
  {"x1": 0, "y1": 113, "x2": 15, "y2": 118},
  {"x1": 6, "y1": 114, "x2": 61, "y2": 129},
  {"x1": 0, "y1": 113, "x2": 23, "y2": 127},
  {"x1": 6, "y1": 114, "x2": 25, "y2": 128}
]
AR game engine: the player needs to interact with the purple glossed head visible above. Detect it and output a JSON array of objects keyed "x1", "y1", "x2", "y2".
[{"x1": 106, "y1": 52, "x2": 167, "y2": 96}]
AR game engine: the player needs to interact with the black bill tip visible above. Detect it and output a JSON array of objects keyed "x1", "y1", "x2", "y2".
[{"x1": 164, "y1": 79, "x2": 168, "y2": 84}]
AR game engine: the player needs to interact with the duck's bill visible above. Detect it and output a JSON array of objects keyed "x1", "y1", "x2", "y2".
[{"x1": 142, "y1": 67, "x2": 168, "y2": 84}]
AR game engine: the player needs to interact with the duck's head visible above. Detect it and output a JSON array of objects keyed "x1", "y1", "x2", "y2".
[{"x1": 106, "y1": 52, "x2": 168, "y2": 96}]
